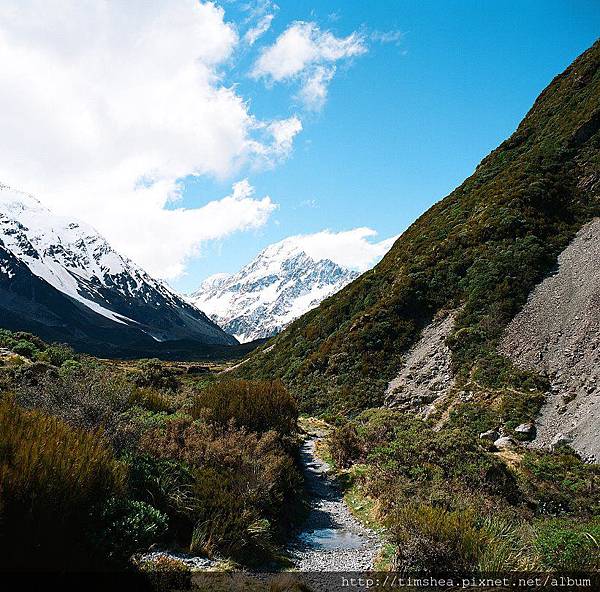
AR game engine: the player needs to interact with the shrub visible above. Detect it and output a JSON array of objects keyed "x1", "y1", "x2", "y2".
[
  {"x1": 59, "y1": 358, "x2": 82, "y2": 375},
  {"x1": 520, "y1": 450, "x2": 600, "y2": 515},
  {"x1": 129, "y1": 386, "x2": 175, "y2": 414},
  {"x1": 534, "y1": 518, "x2": 600, "y2": 571},
  {"x1": 15, "y1": 362, "x2": 134, "y2": 444},
  {"x1": 189, "y1": 466, "x2": 270, "y2": 561},
  {"x1": 0, "y1": 398, "x2": 125, "y2": 570},
  {"x1": 328, "y1": 423, "x2": 363, "y2": 468},
  {"x1": 12, "y1": 339, "x2": 39, "y2": 359},
  {"x1": 38, "y1": 343, "x2": 76, "y2": 367},
  {"x1": 140, "y1": 417, "x2": 301, "y2": 561},
  {"x1": 96, "y1": 497, "x2": 169, "y2": 559},
  {"x1": 133, "y1": 359, "x2": 180, "y2": 391},
  {"x1": 126, "y1": 453, "x2": 197, "y2": 539},
  {"x1": 191, "y1": 379, "x2": 298, "y2": 436},
  {"x1": 12, "y1": 331, "x2": 46, "y2": 350},
  {"x1": 354, "y1": 411, "x2": 519, "y2": 503}
]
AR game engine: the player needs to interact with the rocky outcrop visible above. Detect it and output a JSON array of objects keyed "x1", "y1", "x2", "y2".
[
  {"x1": 500, "y1": 219, "x2": 600, "y2": 462},
  {"x1": 384, "y1": 310, "x2": 457, "y2": 414}
]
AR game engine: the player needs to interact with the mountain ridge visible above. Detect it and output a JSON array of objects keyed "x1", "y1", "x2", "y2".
[
  {"x1": 238, "y1": 40, "x2": 600, "y2": 415},
  {"x1": 0, "y1": 184, "x2": 238, "y2": 357}
]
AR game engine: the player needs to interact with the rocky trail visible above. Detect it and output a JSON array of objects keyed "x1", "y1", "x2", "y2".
[{"x1": 287, "y1": 431, "x2": 381, "y2": 572}]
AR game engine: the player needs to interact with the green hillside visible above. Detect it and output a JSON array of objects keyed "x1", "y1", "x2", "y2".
[{"x1": 240, "y1": 40, "x2": 600, "y2": 415}]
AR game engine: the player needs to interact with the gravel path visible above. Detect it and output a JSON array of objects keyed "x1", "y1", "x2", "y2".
[{"x1": 287, "y1": 436, "x2": 381, "y2": 572}]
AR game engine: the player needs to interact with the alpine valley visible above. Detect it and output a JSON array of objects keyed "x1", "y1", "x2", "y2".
[{"x1": 1, "y1": 31, "x2": 599, "y2": 585}]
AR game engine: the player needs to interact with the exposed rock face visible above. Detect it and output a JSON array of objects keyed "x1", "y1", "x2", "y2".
[
  {"x1": 384, "y1": 310, "x2": 457, "y2": 414},
  {"x1": 500, "y1": 219, "x2": 600, "y2": 461}
]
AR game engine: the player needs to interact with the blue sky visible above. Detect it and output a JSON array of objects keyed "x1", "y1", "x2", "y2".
[
  {"x1": 1, "y1": 1, "x2": 598, "y2": 292},
  {"x1": 171, "y1": 0, "x2": 600, "y2": 292}
]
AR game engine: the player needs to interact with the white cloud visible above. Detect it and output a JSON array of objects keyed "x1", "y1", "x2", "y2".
[
  {"x1": 370, "y1": 30, "x2": 403, "y2": 45},
  {"x1": 242, "y1": 0, "x2": 278, "y2": 45},
  {"x1": 288, "y1": 227, "x2": 398, "y2": 272},
  {"x1": 267, "y1": 116, "x2": 303, "y2": 157},
  {"x1": 111, "y1": 179, "x2": 277, "y2": 280},
  {"x1": 298, "y1": 65, "x2": 336, "y2": 111},
  {"x1": 245, "y1": 14, "x2": 275, "y2": 45},
  {"x1": 0, "y1": 0, "x2": 299, "y2": 279},
  {"x1": 251, "y1": 21, "x2": 367, "y2": 110}
]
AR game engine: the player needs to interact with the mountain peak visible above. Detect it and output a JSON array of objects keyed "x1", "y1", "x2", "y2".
[{"x1": 190, "y1": 237, "x2": 361, "y2": 343}]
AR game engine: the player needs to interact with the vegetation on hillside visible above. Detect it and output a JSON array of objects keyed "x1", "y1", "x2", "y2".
[
  {"x1": 239, "y1": 40, "x2": 600, "y2": 415},
  {"x1": 328, "y1": 409, "x2": 599, "y2": 572}
]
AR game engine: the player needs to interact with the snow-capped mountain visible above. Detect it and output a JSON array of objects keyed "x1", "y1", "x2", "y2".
[
  {"x1": 189, "y1": 238, "x2": 361, "y2": 343},
  {"x1": 0, "y1": 183, "x2": 237, "y2": 355}
]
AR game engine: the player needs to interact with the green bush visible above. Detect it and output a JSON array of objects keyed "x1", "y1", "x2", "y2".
[
  {"x1": 97, "y1": 497, "x2": 169, "y2": 559},
  {"x1": 12, "y1": 339, "x2": 39, "y2": 359},
  {"x1": 534, "y1": 518, "x2": 600, "y2": 571},
  {"x1": 133, "y1": 359, "x2": 180, "y2": 391},
  {"x1": 126, "y1": 452, "x2": 197, "y2": 540},
  {"x1": 38, "y1": 343, "x2": 76, "y2": 367},
  {"x1": 189, "y1": 466, "x2": 271, "y2": 562}
]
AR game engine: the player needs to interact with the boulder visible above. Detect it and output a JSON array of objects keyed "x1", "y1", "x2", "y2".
[
  {"x1": 493, "y1": 436, "x2": 515, "y2": 450},
  {"x1": 550, "y1": 432, "x2": 571, "y2": 450},
  {"x1": 479, "y1": 429, "x2": 499, "y2": 442},
  {"x1": 514, "y1": 422, "x2": 536, "y2": 440}
]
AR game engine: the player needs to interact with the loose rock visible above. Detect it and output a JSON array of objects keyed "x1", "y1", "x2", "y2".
[
  {"x1": 493, "y1": 436, "x2": 515, "y2": 450},
  {"x1": 479, "y1": 429, "x2": 499, "y2": 441},
  {"x1": 288, "y1": 437, "x2": 381, "y2": 572},
  {"x1": 514, "y1": 423, "x2": 536, "y2": 440}
]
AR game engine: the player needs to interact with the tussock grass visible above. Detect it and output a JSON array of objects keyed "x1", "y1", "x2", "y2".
[
  {"x1": 191, "y1": 379, "x2": 298, "y2": 436},
  {"x1": 0, "y1": 397, "x2": 125, "y2": 569}
]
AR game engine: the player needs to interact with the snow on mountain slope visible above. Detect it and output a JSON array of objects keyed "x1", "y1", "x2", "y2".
[
  {"x1": 189, "y1": 238, "x2": 361, "y2": 342},
  {"x1": 0, "y1": 183, "x2": 236, "y2": 347}
]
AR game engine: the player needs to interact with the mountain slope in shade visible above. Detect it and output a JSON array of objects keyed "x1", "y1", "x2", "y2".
[
  {"x1": 190, "y1": 238, "x2": 360, "y2": 342},
  {"x1": 0, "y1": 184, "x2": 237, "y2": 355}
]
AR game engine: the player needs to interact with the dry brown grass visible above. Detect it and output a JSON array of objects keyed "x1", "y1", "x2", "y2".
[{"x1": 0, "y1": 396, "x2": 125, "y2": 569}]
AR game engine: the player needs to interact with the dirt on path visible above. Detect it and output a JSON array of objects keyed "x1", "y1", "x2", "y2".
[{"x1": 287, "y1": 431, "x2": 382, "y2": 572}]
